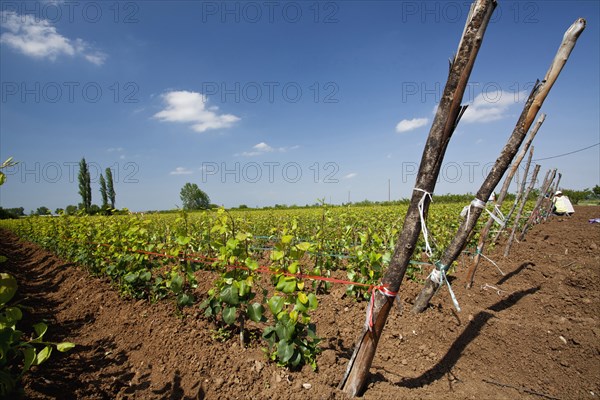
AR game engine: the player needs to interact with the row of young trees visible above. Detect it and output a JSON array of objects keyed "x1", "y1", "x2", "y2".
[{"x1": 77, "y1": 158, "x2": 115, "y2": 214}]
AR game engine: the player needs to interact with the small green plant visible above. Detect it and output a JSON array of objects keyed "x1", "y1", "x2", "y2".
[
  {"x1": 262, "y1": 223, "x2": 322, "y2": 370},
  {"x1": 0, "y1": 270, "x2": 75, "y2": 397}
]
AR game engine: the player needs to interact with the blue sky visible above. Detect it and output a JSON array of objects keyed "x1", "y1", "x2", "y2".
[{"x1": 1, "y1": 0, "x2": 599, "y2": 212}]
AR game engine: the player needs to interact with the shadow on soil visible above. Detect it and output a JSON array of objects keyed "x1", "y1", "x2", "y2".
[{"x1": 393, "y1": 285, "x2": 541, "y2": 389}]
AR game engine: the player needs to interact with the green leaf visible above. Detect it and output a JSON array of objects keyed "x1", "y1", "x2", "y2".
[
  {"x1": 238, "y1": 281, "x2": 250, "y2": 298},
  {"x1": 138, "y1": 270, "x2": 151, "y2": 282},
  {"x1": 222, "y1": 306, "x2": 237, "y2": 325},
  {"x1": 267, "y1": 296, "x2": 284, "y2": 315},
  {"x1": 32, "y1": 322, "x2": 48, "y2": 342},
  {"x1": 289, "y1": 349, "x2": 302, "y2": 367},
  {"x1": 56, "y1": 342, "x2": 76, "y2": 352},
  {"x1": 245, "y1": 258, "x2": 259, "y2": 271},
  {"x1": 4, "y1": 307, "x2": 22, "y2": 324},
  {"x1": 170, "y1": 273, "x2": 183, "y2": 294},
  {"x1": 281, "y1": 235, "x2": 294, "y2": 244},
  {"x1": 34, "y1": 345, "x2": 52, "y2": 366},
  {"x1": 0, "y1": 273, "x2": 17, "y2": 304},
  {"x1": 175, "y1": 235, "x2": 191, "y2": 246},
  {"x1": 124, "y1": 272, "x2": 138, "y2": 283},
  {"x1": 287, "y1": 262, "x2": 298, "y2": 274},
  {"x1": 22, "y1": 347, "x2": 36, "y2": 372},
  {"x1": 271, "y1": 250, "x2": 285, "y2": 261},
  {"x1": 295, "y1": 242, "x2": 311, "y2": 252},
  {"x1": 276, "y1": 339, "x2": 295, "y2": 363},
  {"x1": 248, "y1": 302, "x2": 265, "y2": 323},
  {"x1": 276, "y1": 276, "x2": 296, "y2": 294},
  {"x1": 307, "y1": 293, "x2": 318, "y2": 310},
  {"x1": 297, "y1": 292, "x2": 308, "y2": 305},
  {"x1": 274, "y1": 314, "x2": 296, "y2": 342},
  {"x1": 219, "y1": 285, "x2": 239, "y2": 306},
  {"x1": 177, "y1": 293, "x2": 194, "y2": 307}
]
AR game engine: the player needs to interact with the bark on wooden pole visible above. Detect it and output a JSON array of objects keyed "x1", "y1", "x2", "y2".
[
  {"x1": 504, "y1": 163, "x2": 541, "y2": 257},
  {"x1": 491, "y1": 114, "x2": 545, "y2": 245},
  {"x1": 338, "y1": 1, "x2": 497, "y2": 396},
  {"x1": 464, "y1": 18, "x2": 586, "y2": 289}
]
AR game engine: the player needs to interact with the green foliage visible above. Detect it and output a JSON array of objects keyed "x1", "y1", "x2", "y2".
[
  {"x1": 0, "y1": 271, "x2": 74, "y2": 397},
  {"x1": 105, "y1": 168, "x2": 116, "y2": 209},
  {"x1": 78, "y1": 158, "x2": 92, "y2": 214},
  {"x1": 35, "y1": 207, "x2": 51, "y2": 216},
  {"x1": 180, "y1": 183, "x2": 210, "y2": 210},
  {"x1": 561, "y1": 188, "x2": 596, "y2": 204},
  {"x1": 99, "y1": 174, "x2": 109, "y2": 209},
  {"x1": 0, "y1": 208, "x2": 25, "y2": 220},
  {"x1": 0, "y1": 199, "x2": 537, "y2": 374}
]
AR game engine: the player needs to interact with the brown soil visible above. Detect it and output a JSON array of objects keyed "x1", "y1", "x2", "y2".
[{"x1": 1, "y1": 206, "x2": 599, "y2": 400}]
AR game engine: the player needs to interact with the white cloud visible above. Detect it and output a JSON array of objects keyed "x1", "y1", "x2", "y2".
[
  {"x1": 461, "y1": 90, "x2": 526, "y2": 124},
  {"x1": 240, "y1": 142, "x2": 297, "y2": 157},
  {"x1": 395, "y1": 117, "x2": 429, "y2": 133},
  {"x1": 170, "y1": 167, "x2": 193, "y2": 175},
  {"x1": 254, "y1": 142, "x2": 274, "y2": 152},
  {"x1": 154, "y1": 91, "x2": 240, "y2": 133},
  {"x1": 0, "y1": 11, "x2": 106, "y2": 65},
  {"x1": 344, "y1": 173, "x2": 357, "y2": 179}
]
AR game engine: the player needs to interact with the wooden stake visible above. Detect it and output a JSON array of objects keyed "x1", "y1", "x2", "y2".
[
  {"x1": 519, "y1": 168, "x2": 556, "y2": 240},
  {"x1": 464, "y1": 18, "x2": 586, "y2": 289},
  {"x1": 504, "y1": 163, "x2": 541, "y2": 257},
  {"x1": 491, "y1": 114, "x2": 545, "y2": 245},
  {"x1": 338, "y1": 1, "x2": 497, "y2": 396}
]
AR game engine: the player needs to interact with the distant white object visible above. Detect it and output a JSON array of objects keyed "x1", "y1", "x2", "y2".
[
  {"x1": 563, "y1": 196, "x2": 575, "y2": 214},
  {"x1": 552, "y1": 193, "x2": 574, "y2": 215},
  {"x1": 488, "y1": 192, "x2": 496, "y2": 202}
]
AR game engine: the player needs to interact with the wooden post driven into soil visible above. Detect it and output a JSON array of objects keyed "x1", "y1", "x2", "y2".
[
  {"x1": 338, "y1": 0, "x2": 497, "y2": 396},
  {"x1": 411, "y1": 81, "x2": 540, "y2": 313},
  {"x1": 519, "y1": 168, "x2": 556, "y2": 240},
  {"x1": 491, "y1": 114, "x2": 545, "y2": 245},
  {"x1": 504, "y1": 162, "x2": 541, "y2": 257},
  {"x1": 464, "y1": 18, "x2": 586, "y2": 289}
]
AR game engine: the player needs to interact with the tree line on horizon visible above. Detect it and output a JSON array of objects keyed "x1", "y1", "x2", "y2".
[{"x1": 1, "y1": 158, "x2": 599, "y2": 218}]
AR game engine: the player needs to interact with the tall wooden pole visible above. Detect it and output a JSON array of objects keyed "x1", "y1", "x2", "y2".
[
  {"x1": 464, "y1": 18, "x2": 586, "y2": 289},
  {"x1": 504, "y1": 163, "x2": 541, "y2": 257},
  {"x1": 338, "y1": 1, "x2": 497, "y2": 396},
  {"x1": 491, "y1": 114, "x2": 545, "y2": 245}
]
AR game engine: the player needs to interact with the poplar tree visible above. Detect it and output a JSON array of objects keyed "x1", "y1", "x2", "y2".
[
  {"x1": 99, "y1": 174, "x2": 109, "y2": 209},
  {"x1": 106, "y1": 168, "x2": 116, "y2": 208},
  {"x1": 78, "y1": 158, "x2": 92, "y2": 213}
]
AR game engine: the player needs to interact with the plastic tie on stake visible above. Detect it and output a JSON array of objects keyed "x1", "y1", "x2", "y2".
[
  {"x1": 429, "y1": 261, "x2": 461, "y2": 312},
  {"x1": 364, "y1": 284, "x2": 398, "y2": 331},
  {"x1": 413, "y1": 188, "x2": 433, "y2": 257},
  {"x1": 461, "y1": 198, "x2": 486, "y2": 230}
]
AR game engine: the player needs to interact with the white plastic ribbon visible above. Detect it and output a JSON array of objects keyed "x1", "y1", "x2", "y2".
[
  {"x1": 414, "y1": 188, "x2": 433, "y2": 257},
  {"x1": 462, "y1": 198, "x2": 505, "y2": 229},
  {"x1": 428, "y1": 263, "x2": 461, "y2": 312}
]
